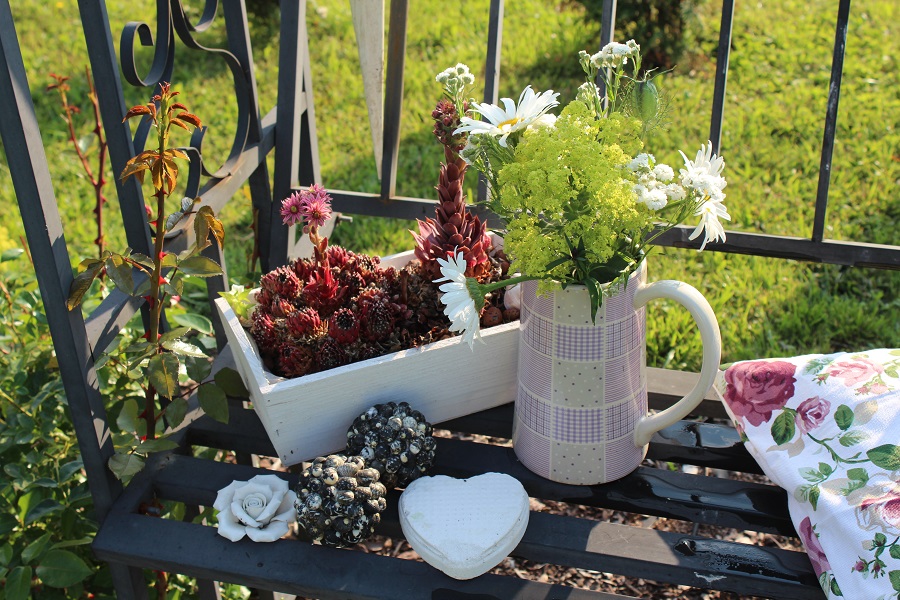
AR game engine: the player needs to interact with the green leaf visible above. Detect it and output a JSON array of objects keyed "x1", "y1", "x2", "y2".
[
  {"x1": 178, "y1": 255, "x2": 223, "y2": 277},
  {"x1": 162, "y1": 339, "x2": 207, "y2": 358},
  {"x1": 830, "y1": 576, "x2": 843, "y2": 596},
  {"x1": 818, "y1": 462, "x2": 833, "y2": 477},
  {"x1": 108, "y1": 451, "x2": 145, "y2": 480},
  {"x1": 199, "y1": 384, "x2": 229, "y2": 424},
  {"x1": 799, "y1": 467, "x2": 822, "y2": 483},
  {"x1": 808, "y1": 485, "x2": 820, "y2": 510},
  {"x1": 6, "y1": 566, "x2": 33, "y2": 600},
  {"x1": 116, "y1": 398, "x2": 139, "y2": 433},
  {"x1": 171, "y1": 312, "x2": 214, "y2": 335},
  {"x1": 214, "y1": 367, "x2": 249, "y2": 397},
  {"x1": 135, "y1": 437, "x2": 179, "y2": 454},
  {"x1": 22, "y1": 531, "x2": 52, "y2": 564},
  {"x1": 24, "y1": 498, "x2": 64, "y2": 525},
  {"x1": 771, "y1": 411, "x2": 796, "y2": 445},
  {"x1": 890, "y1": 570, "x2": 900, "y2": 592},
  {"x1": 148, "y1": 353, "x2": 180, "y2": 399},
  {"x1": 834, "y1": 404, "x2": 854, "y2": 430},
  {"x1": 876, "y1": 533, "x2": 888, "y2": 546},
  {"x1": 847, "y1": 467, "x2": 870, "y2": 482},
  {"x1": 868, "y1": 444, "x2": 900, "y2": 470},
  {"x1": 36, "y1": 549, "x2": 92, "y2": 588},
  {"x1": 1, "y1": 248, "x2": 24, "y2": 262},
  {"x1": 159, "y1": 326, "x2": 192, "y2": 344},
  {"x1": 839, "y1": 430, "x2": 868, "y2": 447},
  {"x1": 0, "y1": 513, "x2": 18, "y2": 537},
  {"x1": 185, "y1": 356, "x2": 212, "y2": 383},
  {"x1": 67, "y1": 261, "x2": 104, "y2": 310},
  {"x1": 165, "y1": 397, "x2": 189, "y2": 427},
  {"x1": 104, "y1": 253, "x2": 134, "y2": 295},
  {"x1": 49, "y1": 537, "x2": 93, "y2": 550},
  {"x1": 891, "y1": 545, "x2": 900, "y2": 560}
]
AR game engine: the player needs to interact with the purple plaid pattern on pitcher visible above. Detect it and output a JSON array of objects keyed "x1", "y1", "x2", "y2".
[
  {"x1": 512, "y1": 422, "x2": 551, "y2": 479},
  {"x1": 605, "y1": 313, "x2": 643, "y2": 355},
  {"x1": 555, "y1": 324, "x2": 605, "y2": 361},
  {"x1": 553, "y1": 406, "x2": 604, "y2": 443},
  {"x1": 604, "y1": 436, "x2": 643, "y2": 480},
  {"x1": 516, "y1": 387, "x2": 551, "y2": 437},
  {"x1": 604, "y1": 350, "x2": 643, "y2": 403},
  {"x1": 522, "y1": 312, "x2": 554, "y2": 355},
  {"x1": 518, "y1": 343, "x2": 552, "y2": 398},
  {"x1": 605, "y1": 395, "x2": 642, "y2": 439}
]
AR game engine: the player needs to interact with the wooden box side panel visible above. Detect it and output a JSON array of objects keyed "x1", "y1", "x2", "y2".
[{"x1": 262, "y1": 323, "x2": 519, "y2": 464}]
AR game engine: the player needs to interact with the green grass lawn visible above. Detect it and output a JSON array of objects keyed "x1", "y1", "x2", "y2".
[{"x1": 2, "y1": 0, "x2": 898, "y2": 371}]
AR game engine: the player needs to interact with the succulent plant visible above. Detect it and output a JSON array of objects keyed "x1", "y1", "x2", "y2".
[
  {"x1": 346, "y1": 402, "x2": 436, "y2": 489},
  {"x1": 295, "y1": 454, "x2": 387, "y2": 547}
]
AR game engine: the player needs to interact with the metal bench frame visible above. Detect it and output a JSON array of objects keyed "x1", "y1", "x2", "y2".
[{"x1": 1, "y1": 0, "x2": 897, "y2": 598}]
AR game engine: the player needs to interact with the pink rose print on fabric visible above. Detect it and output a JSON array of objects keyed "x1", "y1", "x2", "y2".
[
  {"x1": 724, "y1": 360, "x2": 797, "y2": 427},
  {"x1": 858, "y1": 488, "x2": 900, "y2": 533},
  {"x1": 798, "y1": 516, "x2": 831, "y2": 578},
  {"x1": 826, "y1": 358, "x2": 884, "y2": 387},
  {"x1": 794, "y1": 396, "x2": 831, "y2": 434}
]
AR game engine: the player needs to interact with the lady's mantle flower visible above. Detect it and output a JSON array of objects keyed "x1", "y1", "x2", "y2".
[
  {"x1": 455, "y1": 86, "x2": 560, "y2": 147},
  {"x1": 434, "y1": 251, "x2": 482, "y2": 349},
  {"x1": 679, "y1": 142, "x2": 731, "y2": 250},
  {"x1": 214, "y1": 474, "x2": 297, "y2": 542}
]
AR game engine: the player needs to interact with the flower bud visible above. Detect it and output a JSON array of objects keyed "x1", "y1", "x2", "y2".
[{"x1": 631, "y1": 80, "x2": 659, "y2": 124}]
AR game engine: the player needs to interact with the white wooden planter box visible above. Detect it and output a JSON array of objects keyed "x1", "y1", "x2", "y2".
[{"x1": 213, "y1": 249, "x2": 519, "y2": 466}]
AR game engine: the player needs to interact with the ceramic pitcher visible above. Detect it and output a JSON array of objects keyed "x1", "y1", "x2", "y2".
[{"x1": 512, "y1": 262, "x2": 721, "y2": 485}]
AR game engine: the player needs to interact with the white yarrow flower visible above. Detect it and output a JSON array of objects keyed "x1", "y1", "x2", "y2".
[
  {"x1": 434, "y1": 251, "x2": 483, "y2": 349},
  {"x1": 455, "y1": 86, "x2": 560, "y2": 147},
  {"x1": 652, "y1": 163, "x2": 675, "y2": 182}
]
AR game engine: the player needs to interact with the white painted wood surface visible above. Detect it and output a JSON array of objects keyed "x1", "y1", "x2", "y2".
[
  {"x1": 214, "y1": 249, "x2": 520, "y2": 466},
  {"x1": 350, "y1": 0, "x2": 385, "y2": 179}
]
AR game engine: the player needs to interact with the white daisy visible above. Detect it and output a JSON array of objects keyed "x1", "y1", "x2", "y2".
[
  {"x1": 689, "y1": 200, "x2": 730, "y2": 250},
  {"x1": 455, "y1": 86, "x2": 560, "y2": 147},
  {"x1": 679, "y1": 142, "x2": 727, "y2": 202},
  {"x1": 434, "y1": 251, "x2": 483, "y2": 349}
]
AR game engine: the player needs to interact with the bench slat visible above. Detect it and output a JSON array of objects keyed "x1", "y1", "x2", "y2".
[{"x1": 93, "y1": 513, "x2": 636, "y2": 600}]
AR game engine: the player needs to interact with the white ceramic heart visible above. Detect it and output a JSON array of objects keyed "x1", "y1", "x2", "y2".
[{"x1": 398, "y1": 473, "x2": 529, "y2": 580}]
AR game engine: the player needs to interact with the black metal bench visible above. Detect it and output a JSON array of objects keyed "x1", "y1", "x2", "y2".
[{"x1": 1, "y1": 0, "x2": 897, "y2": 598}]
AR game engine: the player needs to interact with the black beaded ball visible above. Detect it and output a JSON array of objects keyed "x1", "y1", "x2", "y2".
[
  {"x1": 345, "y1": 401, "x2": 436, "y2": 488},
  {"x1": 295, "y1": 454, "x2": 387, "y2": 547}
]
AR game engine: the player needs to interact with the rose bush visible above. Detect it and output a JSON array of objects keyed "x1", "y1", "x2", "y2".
[
  {"x1": 794, "y1": 396, "x2": 831, "y2": 433},
  {"x1": 213, "y1": 474, "x2": 297, "y2": 542},
  {"x1": 723, "y1": 360, "x2": 797, "y2": 427}
]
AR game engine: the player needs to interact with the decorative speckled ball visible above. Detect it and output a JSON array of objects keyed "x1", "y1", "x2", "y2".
[
  {"x1": 346, "y1": 401, "x2": 436, "y2": 489},
  {"x1": 295, "y1": 454, "x2": 386, "y2": 547}
]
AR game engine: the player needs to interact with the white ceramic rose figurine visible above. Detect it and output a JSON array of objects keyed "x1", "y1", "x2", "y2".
[{"x1": 214, "y1": 474, "x2": 297, "y2": 542}]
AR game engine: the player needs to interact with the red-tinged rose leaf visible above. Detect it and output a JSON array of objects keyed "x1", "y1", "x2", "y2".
[
  {"x1": 176, "y1": 111, "x2": 202, "y2": 128},
  {"x1": 169, "y1": 118, "x2": 191, "y2": 131},
  {"x1": 167, "y1": 148, "x2": 189, "y2": 161},
  {"x1": 178, "y1": 255, "x2": 222, "y2": 277},
  {"x1": 123, "y1": 104, "x2": 151, "y2": 121}
]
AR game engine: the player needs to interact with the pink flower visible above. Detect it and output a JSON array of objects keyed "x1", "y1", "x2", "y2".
[
  {"x1": 798, "y1": 517, "x2": 831, "y2": 578},
  {"x1": 794, "y1": 396, "x2": 830, "y2": 433},
  {"x1": 299, "y1": 184, "x2": 332, "y2": 231},
  {"x1": 826, "y1": 358, "x2": 884, "y2": 387},
  {"x1": 724, "y1": 360, "x2": 797, "y2": 427},
  {"x1": 280, "y1": 191, "x2": 305, "y2": 226},
  {"x1": 858, "y1": 488, "x2": 900, "y2": 533}
]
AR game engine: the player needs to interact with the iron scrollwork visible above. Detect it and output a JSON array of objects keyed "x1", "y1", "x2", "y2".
[{"x1": 118, "y1": 0, "x2": 257, "y2": 199}]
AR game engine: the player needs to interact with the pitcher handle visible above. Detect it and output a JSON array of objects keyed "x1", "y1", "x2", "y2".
[{"x1": 632, "y1": 280, "x2": 722, "y2": 447}]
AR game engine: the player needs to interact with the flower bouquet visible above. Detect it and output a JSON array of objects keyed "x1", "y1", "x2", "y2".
[
  {"x1": 214, "y1": 67, "x2": 525, "y2": 465},
  {"x1": 435, "y1": 41, "x2": 730, "y2": 334}
]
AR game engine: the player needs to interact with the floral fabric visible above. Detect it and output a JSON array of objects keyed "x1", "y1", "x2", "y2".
[{"x1": 720, "y1": 349, "x2": 900, "y2": 599}]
